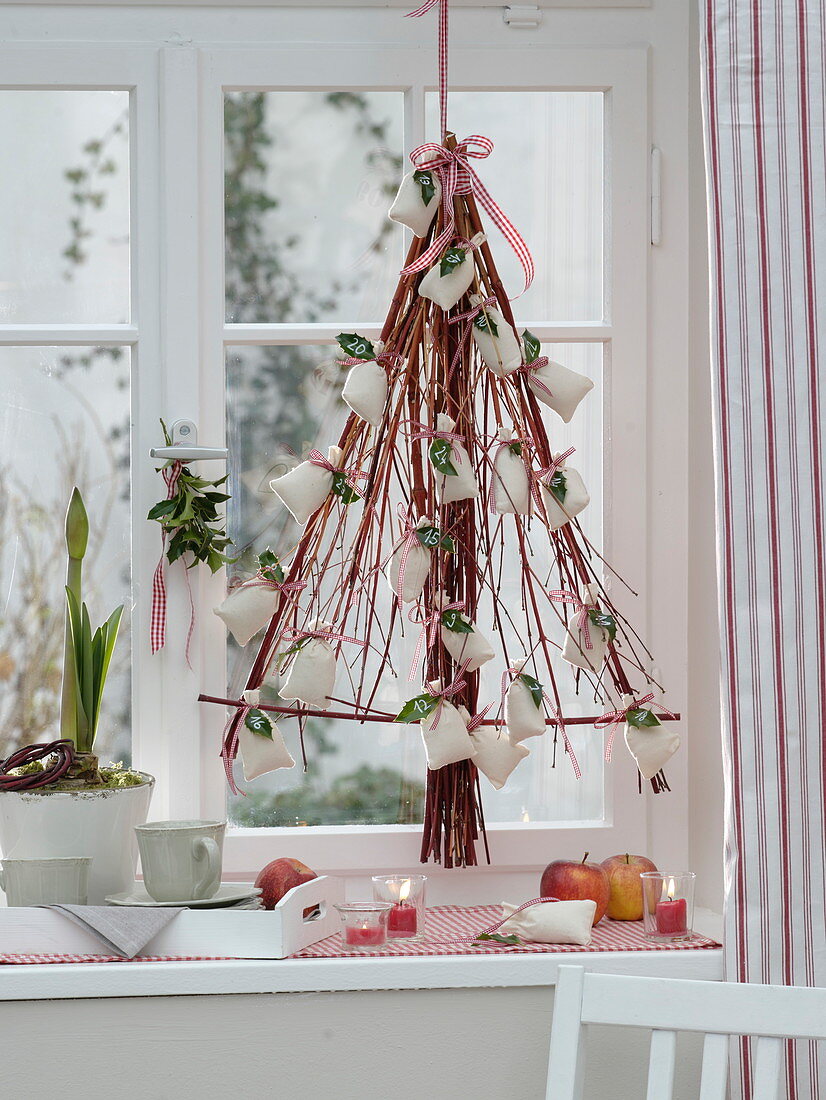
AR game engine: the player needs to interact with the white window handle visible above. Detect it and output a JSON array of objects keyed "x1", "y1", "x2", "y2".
[{"x1": 150, "y1": 418, "x2": 228, "y2": 462}]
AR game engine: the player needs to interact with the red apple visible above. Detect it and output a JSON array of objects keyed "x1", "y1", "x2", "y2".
[
  {"x1": 600, "y1": 853, "x2": 658, "y2": 921},
  {"x1": 540, "y1": 853, "x2": 611, "y2": 924},
  {"x1": 255, "y1": 857, "x2": 317, "y2": 911}
]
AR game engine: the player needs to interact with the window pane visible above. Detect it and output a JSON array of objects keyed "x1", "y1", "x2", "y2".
[
  {"x1": 0, "y1": 346, "x2": 132, "y2": 766},
  {"x1": 0, "y1": 92, "x2": 130, "y2": 323},
  {"x1": 426, "y1": 91, "x2": 603, "y2": 322},
  {"x1": 224, "y1": 343, "x2": 604, "y2": 827},
  {"x1": 224, "y1": 92, "x2": 404, "y2": 325}
]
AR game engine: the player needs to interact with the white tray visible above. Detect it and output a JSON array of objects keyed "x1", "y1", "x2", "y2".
[{"x1": 0, "y1": 875, "x2": 344, "y2": 959}]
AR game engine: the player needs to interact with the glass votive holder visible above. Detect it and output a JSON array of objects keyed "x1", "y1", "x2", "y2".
[
  {"x1": 334, "y1": 902, "x2": 392, "y2": 951},
  {"x1": 371, "y1": 874, "x2": 427, "y2": 939},
  {"x1": 640, "y1": 872, "x2": 696, "y2": 941}
]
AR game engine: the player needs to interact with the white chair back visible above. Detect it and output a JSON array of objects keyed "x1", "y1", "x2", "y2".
[{"x1": 546, "y1": 965, "x2": 826, "y2": 1100}]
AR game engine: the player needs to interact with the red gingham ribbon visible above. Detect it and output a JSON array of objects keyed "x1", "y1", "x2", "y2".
[
  {"x1": 549, "y1": 588, "x2": 594, "y2": 651},
  {"x1": 150, "y1": 461, "x2": 196, "y2": 667},
  {"x1": 402, "y1": 419, "x2": 466, "y2": 468},
  {"x1": 307, "y1": 449, "x2": 368, "y2": 494},
  {"x1": 337, "y1": 349, "x2": 404, "y2": 372},
  {"x1": 429, "y1": 896, "x2": 564, "y2": 944},
  {"x1": 447, "y1": 294, "x2": 498, "y2": 378},
  {"x1": 530, "y1": 446, "x2": 576, "y2": 510},
  {"x1": 427, "y1": 658, "x2": 471, "y2": 729},
  {"x1": 391, "y1": 508, "x2": 432, "y2": 610},
  {"x1": 500, "y1": 666, "x2": 581, "y2": 779},
  {"x1": 221, "y1": 703, "x2": 251, "y2": 796},
  {"x1": 488, "y1": 434, "x2": 530, "y2": 514},
  {"x1": 595, "y1": 693, "x2": 678, "y2": 762},
  {"x1": 280, "y1": 625, "x2": 367, "y2": 651},
  {"x1": 407, "y1": 600, "x2": 464, "y2": 681},
  {"x1": 518, "y1": 355, "x2": 553, "y2": 399},
  {"x1": 245, "y1": 573, "x2": 307, "y2": 599},
  {"x1": 406, "y1": 0, "x2": 449, "y2": 137},
  {"x1": 465, "y1": 702, "x2": 493, "y2": 733}
]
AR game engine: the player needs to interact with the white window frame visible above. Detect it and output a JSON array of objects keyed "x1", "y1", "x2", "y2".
[{"x1": 1, "y1": 11, "x2": 689, "y2": 887}]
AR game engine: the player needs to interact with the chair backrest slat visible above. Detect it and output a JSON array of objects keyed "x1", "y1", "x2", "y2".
[
  {"x1": 698, "y1": 1033, "x2": 729, "y2": 1100},
  {"x1": 544, "y1": 964, "x2": 586, "y2": 1100},
  {"x1": 752, "y1": 1036, "x2": 783, "y2": 1100},
  {"x1": 645, "y1": 1029, "x2": 677, "y2": 1100}
]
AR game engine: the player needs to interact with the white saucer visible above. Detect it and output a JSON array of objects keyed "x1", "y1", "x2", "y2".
[{"x1": 106, "y1": 883, "x2": 262, "y2": 908}]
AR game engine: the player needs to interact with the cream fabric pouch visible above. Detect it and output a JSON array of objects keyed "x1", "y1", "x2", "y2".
[{"x1": 499, "y1": 899, "x2": 596, "y2": 945}]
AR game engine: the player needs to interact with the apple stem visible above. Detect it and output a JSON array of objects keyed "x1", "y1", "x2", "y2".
[
  {"x1": 582, "y1": 852, "x2": 589, "y2": 864},
  {"x1": 625, "y1": 853, "x2": 630, "y2": 864}
]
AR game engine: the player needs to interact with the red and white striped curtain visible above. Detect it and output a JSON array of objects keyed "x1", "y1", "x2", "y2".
[{"x1": 700, "y1": 0, "x2": 826, "y2": 1095}]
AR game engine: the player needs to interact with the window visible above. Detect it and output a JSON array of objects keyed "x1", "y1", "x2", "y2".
[{"x1": 1, "y1": 14, "x2": 681, "y2": 881}]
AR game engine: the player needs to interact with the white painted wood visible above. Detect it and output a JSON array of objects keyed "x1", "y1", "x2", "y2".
[
  {"x1": 0, "y1": 324, "x2": 139, "y2": 345},
  {"x1": 751, "y1": 1037, "x2": 783, "y2": 1100},
  {"x1": 546, "y1": 967, "x2": 826, "y2": 1100},
  {"x1": 545, "y1": 965, "x2": 586, "y2": 1100},
  {"x1": 645, "y1": 1030, "x2": 677, "y2": 1100},
  {"x1": 222, "y1": 322, "x2": 612, "y2": 345},
  {"x1": 698, "y1": 1033, "x2": 728, "y2": 1100}
]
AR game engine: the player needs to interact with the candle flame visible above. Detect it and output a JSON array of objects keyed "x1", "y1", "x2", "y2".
[
  {"x1": 522, "y1": 809, "x2": 530, "y2": 823},
  {"x1": 667, "y1": 877, "x2": 676, "y2": 901},
  {"x1": 399, "y1": 879, "x2": 411, "y2": 903}
]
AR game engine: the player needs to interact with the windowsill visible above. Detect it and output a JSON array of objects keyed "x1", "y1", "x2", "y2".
[{"x1": 0, "y1": 910, "x2": 723, "y2": 1002}]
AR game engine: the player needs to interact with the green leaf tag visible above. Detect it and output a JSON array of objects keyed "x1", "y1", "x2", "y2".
[
  {"x1": 476, "y1": 932, "x2": 521, "y2": 946},
  {"x1": 416, "y1": 526, "x2": 456, "y2": 553},
  {"x1": 626, "y1": 706, "x2": 662, "y2": 730},
  {"x1": 548, "y1": 470, "x2": 567, "y2": 504},
  {"x1": 245, "y1": 708, "x2": 273, "y2": 739},
  {"x1": 429, "y1": 438, "x2": 458, "y2": 477},
  {"x1": 508, "y1": 441, "x2": 523, "y2": 457},
  {"x1": 331, "y1": 471, "x2": 362, "y2": 505},
  {"x1": 413, "y1": 169, "x2": 436, "y2": 207},
  {"x1": 522, "y1": 329, "x2": 542, "y2": 364},
  {"x1": 474, "y1": 311, "x2": 499, "y2": 337},
  {"x1": 518, "y1": 672, "x2": 545, "y2": 710},
  {"x1": 588, "y1": 608, "x2": 618, "y2": 643},
  {"x1": 336, "y1": 333, "x2": 375, "y2": 361},
  {"x1": 439, "y1": 246, "x2": 466, "y2": 278},
  {"x1": 395, "y1": 694, "x2": 439, "y2": 724},
  {"x1": 257, "y1": 549, "x2": 284, "y2": 584},
  {"x1": 441, "y1": 609, "x2": 474, "y2": 634}
]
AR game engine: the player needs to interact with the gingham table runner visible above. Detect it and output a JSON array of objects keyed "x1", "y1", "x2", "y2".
[
  {"x1": 0, "y1": 954, "x2": 231, "y2": 965},
  {"x1": 294, "y1": 906, "x2": 721, "y2": 959}
]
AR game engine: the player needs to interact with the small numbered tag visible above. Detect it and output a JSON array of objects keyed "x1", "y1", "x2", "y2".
[
  {"x1": 473, "y1": 311, "x2": 499, "y2": 337},
  {"x1": 439, "y1": 246, "x2": 466, "y2": 278},
  {"x1": 394, "y1": 694, "x2": 439, "y2": 724},
  {"x1": 429, "y1": 438, "x2": 458, "y2": 477},
  {"x1": 413, "y1": 169, "x2": 436, "y2": 206},
  {"x1": 336, "y1": 333, "x2": 375, "y2": 361},
  {"x1": 245, "y1": 708, "x2": 273, "y2": 740}
]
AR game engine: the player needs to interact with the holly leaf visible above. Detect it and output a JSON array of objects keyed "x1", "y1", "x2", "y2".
[
  {"x1": 439, "y1": 533, "x2": 456, "y2": 553},
  {"x1": 518, "y1": 672, "x2": 545, "y2": 710},
  {"x1": 474, "y1": 311, "x2": 499, "y2": 337},
  {"x1": 508, "y1": 441, "x2": 523, "y2": 457},
  {"x1": 439, "y1": 246, "x2": 466, "y2": 278},
  {"x1": 522, "y1": 329, "x2": 542, "y2": 364},
  {"x1": 282, "y1": 635, "x2": 311, "y2": 658},
  {"x1": 336, "y1": 333, "x2": 375, "y2": 361},
  {"x1": 394, "y1": 694, "x2": 439, "y2": 724},
  {"x1": 441, "y1": 610, "x2": 474, "y2": 634},
  {"x1": 147, "y1": 499, "x2": 178, "y2": 521},
  {"x1": 429, "y1": 438, "x2": 458, "y2": 477},
  {"x1": 257, "y1": 549, "x2": 284, "y2": 584},
  {"x1": 626, "y1": 706, "x2": 662, "y2": 729},
  {"x1": 245, "y1": 708, "x2": 273, "y2": 739},
  {"x1": 416, "y1": 526, "x2": 456, "y2": 554},
  {"x1": 588, "y1": 608, "x2": 617, "y2": 643},
  {"x1": 476, "y1": 932, "x2": 521, "y2": 946},
  {"x1": 413, "y1": 169, "x2": 436, "y2": 206},
  {"x1": 331, "y1": 471, "x2": 362, "y2": 505},
  {"x1": 548, "y1": 470, "x2": 567, "y2": 504}
]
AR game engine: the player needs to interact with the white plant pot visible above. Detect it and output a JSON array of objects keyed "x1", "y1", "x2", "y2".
[{"x1": 0, "y1": 774, "x2": 154, "y2": 904}]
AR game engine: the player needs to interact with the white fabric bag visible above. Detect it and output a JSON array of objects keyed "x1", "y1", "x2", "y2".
[
  {"x1": 539, "y1": 459, "x2": 590, "y2": 530},
  {"x1": 526, "y1": 358, "x2": 594, "y2": 423},
  {"x1": 433, "y1": 413, "x2": 478, "y2": 504},
  {"x1": 622, "y1": 694, "x2": 681, "y2": 780},
  {"x1": 270, "y1": 445, "x2": 341, "y2": 526},
  {"x1": 342, "y1": 358, "x2": 388, "y2": 427},
  {"x1": 499, "y1": 899, "x2": 596, "y2": 946},
  {"x1": 214, "y1": 578, "x2": 278, "y2": 647},
  {"x1": 238, "y1": 691, "x2": 295, "y2": 781},
  {"x1": 491, "y1": 427, "x2": 531, "y2": 515},
  {"x1": 467, "y1": 724, "x2": 529, "y2": 790},
  {"x1": 438, "y1": 595, "x2": 495, "y2": 672},
  {"x1": 418, "y1": 232, "x2": 485, "y2": 311},
  {"x1": 561, "y1": 583, "x2": 609, "y2": 673},
  {"x1": 388, "y1": 517, "x2": 433, "y2": 603},
  {"x1": 469, "y1": 294, "x2": 522, "y2": 378},
  {"x1": 420, "y1": 683, "x2": 476, "y2": 770},
  {"x1": 505, "y1": 657, "x2": 547, "y2": 743},
  {"x1": 278, "y1": 619, "x2": 337, "y2": 710},
  {"x1": 388, "y1": 168, "x2": 442, "y2": 237}
]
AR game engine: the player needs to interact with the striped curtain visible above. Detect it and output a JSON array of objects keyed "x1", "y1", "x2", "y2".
[{"x1": 700, "y1": 1, "x2": 826, "y2": 1096}]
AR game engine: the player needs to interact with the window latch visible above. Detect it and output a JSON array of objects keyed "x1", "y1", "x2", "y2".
[
  {"x1": 150, "y1": 419, "x2": 228, "y2": 462},
  {"x1": 503, "y1": 6, "x2": 542, "y2": 28}
]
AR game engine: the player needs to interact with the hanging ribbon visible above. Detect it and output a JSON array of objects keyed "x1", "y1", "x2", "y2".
[
  {"x1": 594, "y1": 693, "x2": 678, "y2": 762},
  {"x1": 499, "y1": 666, "x2": 581, "y2": 779},
  {"x1": 447, "y1": 294, "x2": 498, "y2": 378},
  {"x1": 306, "y1": 449, "x2": 369, "y2": 494},
  {"x1": 465, "y1": 702, "x2": 493, "y2": 733},
  {"x1": 427, "y1": 658, "x2": 471, "y2": 729},
  {"x1": 336, "y1": 349, "x2": 404, "y2": 373},
  {"x1": 487, "y1": 434, "x2": 530, "y2": 514},
  {"x1": 245, "y1": 572, "x2": 308, "y2": 599},
  {"x1": 548, "y1": 588, "x2": 594, "y2": 651},
  {"x1": 150, "y1": 460, "x2": 196, "y2": 667},
  {"x1": 407, "y1": 600, "x2": 464, "y2": 681},
  {"x1": 390, "y1": 507, "x2": 430, "y2": 611},
  {"x1": 530, "y1": 445, "x2": 576, "y2": 511},
  {"x1": 401, "y1": 419, "x2": 466, "y2": 468},
  {"x1": 280, "y1": 625, "x2": 367, "y2": 651},
  {"x1": 517, "y1": 355, "x2": 553, "y2": 400},
  {"x1": 406, "y1": 0, "x2": 450, "y2": 138}
]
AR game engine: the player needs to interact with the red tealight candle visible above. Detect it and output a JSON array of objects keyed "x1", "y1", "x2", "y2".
[
  {"x1": 388, "y1": 902, "x2": 418, "y2": 937},
  {"x1": 344, "y1": 923, "x2": 385, "y2": 947},
  {"x1": 655, "y1": 879, "x2": 688, "y2": 935}
]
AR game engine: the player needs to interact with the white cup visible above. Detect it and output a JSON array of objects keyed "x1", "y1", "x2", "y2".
[
  {"x1": 136, "y1": 820, "x2": 225, "y2": 902},
  {"x1": 0, "y1": 857, "x2": 91, "y2": 906}
]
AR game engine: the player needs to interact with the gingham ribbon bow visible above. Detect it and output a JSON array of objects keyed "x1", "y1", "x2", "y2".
[
  {"x1": 447, "y1": 294, "x2": 498, "y2": 378},
  {"x1": 548, "y1": 588, "x2": 594, "y2": 651},
  {"x1": 488, "y1": 434, "x2": 530, "y2": 514},
  {"x1": 150, "y1": 460, "x2": 195, "y2": 667},
  {"x1": 402, "y1": 419, "x2": 466, "y2": 467},
  {"x1": 336, "y1": 349, "x2": 404, "y2": 372},
  {"x1": 407, "y1": 600, "x2": 464, "y2": 681},
  {"x1": 391, "y1": 507, "x2": 431, "y2": 611},
  {"x1": 280, "y1": 625, "x2": 367, "y2": 650},
  {"x1": 427, "y1": 659, "x2": 471, "y2": 729},
  {"x1": 465, "y1": 702, "x2": 493, "y2": 733},
  {"x1": 245, "y1": 572, "x2": 308, "y2": 598},
  {"x1": 220, "y1": 689, "x2": 264, "y2": 796},
  {"x1": 530, "y1": 446, "x2": 576, "y2": 510},
  {"x1": 595, "y1": 693, "x2": 678, "y2": 762},
  {"x1": 518, "y1": 355, "x2": 552, "y2": 399},
  {"x1": 500, "y1": 666, "x2": 581, "y2": 779},
  {"x1": 307, "y1": 449, "x2": 368, "y2": 493}
]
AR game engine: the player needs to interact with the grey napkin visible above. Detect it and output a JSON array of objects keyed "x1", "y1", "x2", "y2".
[{"x1": 45, "y1": 905, "x2": 184, "y2": 959}]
